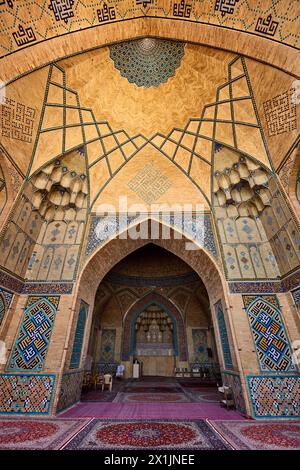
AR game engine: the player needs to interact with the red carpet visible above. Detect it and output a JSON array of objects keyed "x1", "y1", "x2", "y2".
[{"x1": 59, "y1": 402, "x2": 244, "y2": 420}]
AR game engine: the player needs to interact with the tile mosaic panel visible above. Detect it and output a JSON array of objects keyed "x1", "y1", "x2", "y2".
[
  {"x1": 243, "y1": 295, "x2": 296, "y2": 372},
  {"x1": 99, "y1": 329, "x2": 116, "y2": 363},
  {"x1": 215, "y1": 300, "x2": 233, "y2": 370},
  {"x1": 7, "y1": 296, "x2": 60, "y2": 372},
  {"x1": 0, "y1": 373, "x2": 56, "y2": 414},
  {"x1": 222, "y1": 371, "x2": 246, "y2": 414},
  {"x1": 57, "y1": 369, "x2": 84, "y2": 412},
  {"x1": 192, "y1": 329, "x2": 208, "y2": 363},
  {"x1": 292, "y1": 287, "x2": 300, "y2": 307},
  {"x1": 84, "y1": 213, "x2": 217, "y2": 260},
  {"x1": 247, "y1": 375, "x2": 300, "y2": 418},
  {"x1": 110, "y1": 39, "x2": 185, "y2": 88},
  {"x1": 0, "y1": 286, "x2": 13, "y2": 326},
  {"x1": 69, "y1": 300, "x2": 89, "y2": 369}
]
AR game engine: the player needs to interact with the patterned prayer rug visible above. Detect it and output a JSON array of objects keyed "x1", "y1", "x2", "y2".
[
  {"x1": 125, "y1": 380, "x2": 177, "y2": 388},
  {"x1": 179, "y1": 380, "x2": 217, "y2": 388},
  {"x1": 63, "y1": 419, "x2": 229, "y2": 450},
  {"x1": 0, "y1": 418, "x2": 90, "y2": 450},
  {"x1": 123, "y1": 386, "x2": 183, "y2": 393},
  {"x1": 187, "y1": 391, "x2": 219, "y2": 403},
  {"x1": 81, "y1": 391, "x2": 118, "y2": 402},
  {"x1": 113, "y1": 393, "x2": 190, "y2": 403},
  {"x1": 209, "y1": 420, "x2": 300, "y2": 450}
]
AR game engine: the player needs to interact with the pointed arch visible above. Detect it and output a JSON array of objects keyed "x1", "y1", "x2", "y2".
[{"x1": 121, "y1": 292, "x2": 187, "y2": 361}]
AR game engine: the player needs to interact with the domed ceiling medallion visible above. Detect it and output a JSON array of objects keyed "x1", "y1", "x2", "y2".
[{"x1": 109, "y1": 38, "x2": 185, "y2": 88}]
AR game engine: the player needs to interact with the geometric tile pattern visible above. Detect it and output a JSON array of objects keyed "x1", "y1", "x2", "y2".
[
  {"x1": 292, "y1": 287, "x2": 300, "y2": 307},
  {"x1": 63, "y1": 419, "x2": 229, "y2": 449},
  {"x1": 84, "y1": 213, "x2": 217, "y2": 260},
  {"x1": 30, "y1": 56, "x2": 269, "y2": 213},
  {"x1": 243, "y1": 295, "x2": 296, "y2": 372},
  {"x1": 127, "y1": 162, "x2": 172, "y2": 204},
  {"x1": 215, "y1": 300, "x2": 234, "y2": 370},
  {"x1": 1, "y1": 1, "x2": 299, "y2": 59},
  {"x1": 1, "y1": 97, "x2": 36, "y2": 143},
  {"x1": 7, "y1": 296, "x2": 60, "y2": 372},
  {"x1": 0, "y1": 286, "x2": 13, "y2": 326},
  {"x1": 247, "y1": 375, "x2": 300, "y2": 418},
  {"x1": 149, "y1": 56, "x2": 269, "y2": 206},
  {"x1": 69, "y1": 300, "x2": 89, "y2": 369},
  {"x1": 0, "y1": 373, "x2": 56, "y2": 414},
  {"x1": 263, "y1": 89, "x2": 297, "y2": 137},
  {"x1": 228, "y1": 267, "x2": 300, "y2": 294},
  {"x1": 109, "y1": 38, "x2": 185, "y2": 88},
  {"x1": 222, "y1": 371, "x2": 246, "y2": 414},
  {"x1": 192, "y1": 329, "x2": 208, "y2": 363},
  {"x1": 29, "y1": 64, "x2": 147, "y2": 207},
  {"x1": 57, "y1": 370, "x2": 84, "y2": 412},
  {"x1": 99, "y1": 329, "x2": 116, "y2": 363}
]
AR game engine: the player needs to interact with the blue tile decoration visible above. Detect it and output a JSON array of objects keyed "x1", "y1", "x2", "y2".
[
  {"x1": 7, "y1": 296, "x2": 60, "y2": 372},
  {"x1": 247, "y1": 375, "x2": 300, "y2": 418},
  {"x1": 70, "y1": 300, "x2": 89, "y2": 369},
  {"x1": 99, "y1": 329, "x2": 116, "y2": 363},
  {"x1": 222, "y1": 371, "x2": 246, "y2": 414},
  {"x1": 96, "y1": 363, "x2": 118, "y2": 375},
  {"x1": 109, "y1": 38, "x2": 185, "y2": 88},
  {"x1": 292, "y1": 287, "x2": 300, "y2": 307},
  {"x1": 85, "y1": 213, "x2": 217, "y2": 261},
  {"x1": 215, "y1": 300, "x2": 234, "y2": 370},
  {"x1": 57, "y1": 369, "x2": 84, "y2": 412},
  {"x1": 84, "y1": 214, "x2": 140, "y2": 258},
  {"x1": 0, "y1": 287, "x2": 13, "y2": 326},
  {"x1": 0, "y1": 267, "x2": 74, "y2": 295},
  {"x1": 105, "y1": 271, "x2": 200, "y2": 286},
  {"x1": 0, "y1": 373, "x2": 56, "y2": 414},
  {"x1": 192, "y1": 329, "x2": 209, "y2": 363},
  {"x1": 243, "y1": 295, "x2": 296, "y2": 372}
]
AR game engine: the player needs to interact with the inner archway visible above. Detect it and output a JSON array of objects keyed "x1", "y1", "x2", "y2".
[
  {"x1": 83, "y1": 243, "x2": 222, "y2": 385},
  {"x1": 132, "y1": 299, "x2": 178, "y2": 377}
]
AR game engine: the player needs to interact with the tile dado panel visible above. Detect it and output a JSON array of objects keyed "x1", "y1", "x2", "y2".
[
  {"x1": 0, "y1": 286, "x2": 13, "y2": 327},
  {"x1": 7, "y1": 295, "x2": 60, "y2": 372},
  {"x1": 57, "y1": 369, "x2": 84, "y2": 412},
  {"x1": 0, "y1": 0, "x2": 298, "y2": 59},
  {"x1": 243, "y1": 295, "x2": 296, "y2": 373},
  {"x1": 222, "y1": 371, "x2": 246, "y2": 414},
  {"x1": 215, "y1": 301, "x2": 234, "y2": 370},
  {"x1": 69, "y1": 300, "x2": 89, "y2": 369},
  {"x1": 0, "y1": 373, "x2": 56, "y2": 415},
  {"x1": 247, "y1": 375, "x2": 300, "y2": 418}
]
